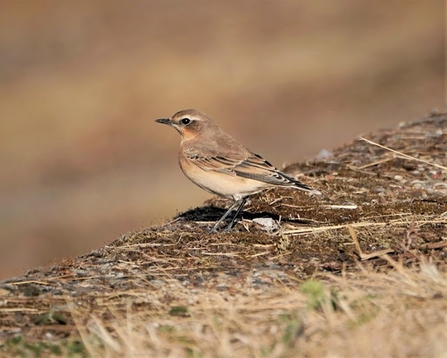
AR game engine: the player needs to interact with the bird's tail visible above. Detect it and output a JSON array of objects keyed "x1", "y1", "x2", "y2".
[{"x1": 281, "y1": 172, "x2": 322, "y2": 195}]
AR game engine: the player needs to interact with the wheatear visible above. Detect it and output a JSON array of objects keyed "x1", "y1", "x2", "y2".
[{"x1": 156, "y1": 109, "x2": 318, "y2": 233}]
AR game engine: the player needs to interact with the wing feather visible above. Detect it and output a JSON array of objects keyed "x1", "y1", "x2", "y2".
[{"x1": 185, "y1": 152, "x2": 313, "y2": 191}]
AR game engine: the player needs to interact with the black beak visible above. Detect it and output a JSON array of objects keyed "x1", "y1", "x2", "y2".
[{"x1": 155, "y1": 118, "x2": 172, "y2": 125}]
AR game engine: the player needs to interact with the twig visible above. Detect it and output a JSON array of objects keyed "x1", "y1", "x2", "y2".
[
  {"x1": 321, "y1": 204, "x2": 358, "y2": 210},
  {"x1": 356, "y1": 157, "x2": 394, "y2": 169},
  {"x1": 419, "y1": 241, "x2": 447, "y2": 250},
  {"x1": 348, "y1": 225, "x2": 394, "y2": 260},
  {"x1": 359, "y1": 137, "x2": 447, "y2": 171},
  {"x1": 283, "y1": 219, "x2": 447, "y2": 235}
]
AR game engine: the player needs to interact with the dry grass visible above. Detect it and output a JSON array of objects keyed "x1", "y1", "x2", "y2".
[{"x1": 67, "y1": 259, "x2": 447, "y2": 357}]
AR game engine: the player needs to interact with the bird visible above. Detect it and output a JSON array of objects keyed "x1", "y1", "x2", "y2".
[{"x1": 155, "y1": 109, "x2": 319, "y2": 233}]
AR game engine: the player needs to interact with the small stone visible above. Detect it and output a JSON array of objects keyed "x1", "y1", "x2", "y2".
[{"x1": 252, "y1": 218, "x2": 278, "y2": 232}]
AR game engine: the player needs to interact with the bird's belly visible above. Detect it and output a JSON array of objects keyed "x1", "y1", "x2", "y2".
[{"x1": 179, "y1": 160, "x2": 267, "y2": 200}]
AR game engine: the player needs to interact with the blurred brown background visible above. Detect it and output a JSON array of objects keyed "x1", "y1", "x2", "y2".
[{"x1": 0, "y1": 1, "x2": 444, "y2": 279}]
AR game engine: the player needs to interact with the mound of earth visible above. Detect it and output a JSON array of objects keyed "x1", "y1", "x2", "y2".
[{"x1": 1, "y1": 112, "x2": 446, "y2": 347}]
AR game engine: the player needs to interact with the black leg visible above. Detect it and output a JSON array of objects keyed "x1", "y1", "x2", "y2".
[
  {"x1": 208, "y1": 197, "x2": 247, "y2": 233},
  {"x1": 224, "y1": 197, "x2": 247, "y2": 232}
]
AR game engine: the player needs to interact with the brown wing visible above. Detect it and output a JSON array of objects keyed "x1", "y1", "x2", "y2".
[{"x1": 185, "y1": 152, "x2": 313, "y2": 192}]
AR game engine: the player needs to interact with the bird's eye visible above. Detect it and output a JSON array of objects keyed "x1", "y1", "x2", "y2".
[{"x1": 181, "y1": 117, "x2": 191, "y2": 125}]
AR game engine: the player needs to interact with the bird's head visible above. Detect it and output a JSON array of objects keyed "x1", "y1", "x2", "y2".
[{"x1": 155, "y1": 109, "x2": 218, "y2": 140}]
